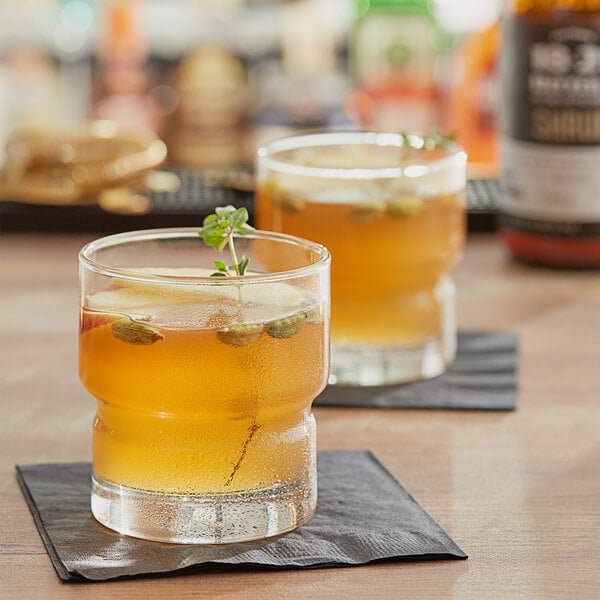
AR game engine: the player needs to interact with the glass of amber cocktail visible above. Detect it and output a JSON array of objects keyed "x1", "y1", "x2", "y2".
[
  {"x1": 79, "y1": 228, "x2": 330, "y2": 543},
  {"x1": 256, "y1": 131, "x2": 466, "y2": 386}
]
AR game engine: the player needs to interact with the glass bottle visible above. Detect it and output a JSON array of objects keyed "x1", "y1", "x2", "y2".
[
  {"x1": 499, "y1": 0, "x2": 600, "y2": 268},
  {"x1": 348, "y1": 0, "x2": 445, "y2": 132}
]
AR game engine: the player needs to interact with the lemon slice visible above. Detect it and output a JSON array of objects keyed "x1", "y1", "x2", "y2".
[
  {"x1": 107, "y1": 267, "x2": 310, "y2": 308},
  {"x1": 85, "y1": 268, "x2": 319, "y2": 328}
]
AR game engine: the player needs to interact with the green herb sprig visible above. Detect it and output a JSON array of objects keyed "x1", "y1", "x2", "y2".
[
  {"x1": 399, "y1": 131, "x2": 456, "y2": 162},
  {"x1": 400, "y1": 131, "x2": 456, "y2": 151},
  {"x1": 198, "y1": 205, "x2": 255, "y2": 276}
]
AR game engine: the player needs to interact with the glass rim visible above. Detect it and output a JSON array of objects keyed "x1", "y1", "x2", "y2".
[
  {"x1": 79, "y1": 227, "x2": 331, "y2": 285},
  {"x1": 256, "y1": 130, "x2": 467, "y2": 180}
]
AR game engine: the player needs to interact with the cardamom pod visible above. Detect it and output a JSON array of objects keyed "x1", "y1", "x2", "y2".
[
  {"x1": 349, "y1": 201, "x2": 386, "y2": 222},
  {"x1": 265, "y1": 313, "x2": 306, "y2": 339},
  {"x1": 111, "y1": 318, "x2": 164, "y2": 345},
  {"x1": 388, "y1": 196, "x2": 424, "y2": 217},
  {"x1": 217, "y1": 323, "x2": 263, "y2": 346},
  {"x1": 272, "y1": 189, "x2": 305, "y2": 212}
]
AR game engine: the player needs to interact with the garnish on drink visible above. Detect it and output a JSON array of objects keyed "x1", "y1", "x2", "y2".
[{"x1": 197, "y1": 205, "x2": 254, "y2": 277}]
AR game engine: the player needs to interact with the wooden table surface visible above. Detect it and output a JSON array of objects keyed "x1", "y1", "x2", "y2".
[{"x1": 1, "y1": 232, "x2": 599, "y2": 599}]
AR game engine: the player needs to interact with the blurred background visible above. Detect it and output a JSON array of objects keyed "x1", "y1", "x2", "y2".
[{"x1": 0, "y1": 0, "x2": 502, "y2": 231}]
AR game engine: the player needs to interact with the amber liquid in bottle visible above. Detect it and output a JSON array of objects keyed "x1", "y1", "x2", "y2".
[{"x1": 499, "y1": 0, "x2": 600, "y2": 267}]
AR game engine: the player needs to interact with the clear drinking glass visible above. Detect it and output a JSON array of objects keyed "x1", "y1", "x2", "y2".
[
  {"x1": 256, "y1": 131, "x2": 466, "y2": 386},
  {"x1": 79, "y1": 228, "x2": 330, "y2": 543}
]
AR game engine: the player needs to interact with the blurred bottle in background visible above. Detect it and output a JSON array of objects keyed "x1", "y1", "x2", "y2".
[
  {"x1": 0, "y1": 49, "x2": 61, "y2": 147},
  {"x1": 0, "y1": 0, "x2": 95, "y2": 162},
  {"x1": 347, "y1": 0, "x2": 502, "y2": 180},
  {"x1": 250, "y1": 0, "x2": 350, "y2": 136},
  {"x1": 439, "y1": 0, "x2": 501, "y2": 179},
  {"x1": 499, "y1": 0, "x2": 600, "y2": 268},
  {"x1": 168, "y1": 43, "x2": 250, "y2": 168},
  {"x1": 92, "y1": 0, "x2": 162, "y2": 134},
  {"x1": 347, "y1": 0, "x2": 447, "y2": 132}
]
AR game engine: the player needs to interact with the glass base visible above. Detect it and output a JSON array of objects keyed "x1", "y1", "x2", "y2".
[
  {"x1": 329, "y1": 276, "x2": 456, "y2": 386},
  {"x1": 328, "y1": 336, "x2": 456, "y2": 386},
  {"x1": 91, "y1": 473, "x2": 316, "y2": 544}
]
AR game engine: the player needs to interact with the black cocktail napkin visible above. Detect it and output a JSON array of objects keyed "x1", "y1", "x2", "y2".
[
  {"x1": 16, "y1": 450, "x2": 466, "y2": 582},
  {"x1": 315, "y1": 332, "x2": 518, "y2": 410}
]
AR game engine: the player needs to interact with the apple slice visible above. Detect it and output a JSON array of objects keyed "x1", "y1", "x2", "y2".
[{"x1": 80, "y1": 310, "x2": 115, "y2": 334}]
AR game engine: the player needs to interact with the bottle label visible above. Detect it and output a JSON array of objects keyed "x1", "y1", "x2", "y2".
[
  {"x1": 501, "y1": 138, "x2": 600, "y2": 227},
  {"x1": 500, "y1": 11, "x2": 600, "y2": 236}
]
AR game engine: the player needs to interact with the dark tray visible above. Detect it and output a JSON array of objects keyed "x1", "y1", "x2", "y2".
[{"x1": 0, "y1": 171, "x2": 499, "y2": 233}]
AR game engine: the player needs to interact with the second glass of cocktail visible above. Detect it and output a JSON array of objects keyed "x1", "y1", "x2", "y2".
[
  {"x1": 256, "y1": 132, "x2": 466, "y2": 386},
  {"x1": 79, "y1": 211, "x2": 330, "y2": 543}
]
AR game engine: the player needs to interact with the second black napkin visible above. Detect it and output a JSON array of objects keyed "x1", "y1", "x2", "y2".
[{"x1": 315, "y1": 331, "x2": 518, "y2": 410}]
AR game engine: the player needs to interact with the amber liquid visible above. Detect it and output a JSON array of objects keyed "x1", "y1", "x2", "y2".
[
  {"x1": 256, "y1": 186, "x2": 465, "y2": 346},
  {"x1": 79, "y1": 297, "x2": 326, "y2": 495}
]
